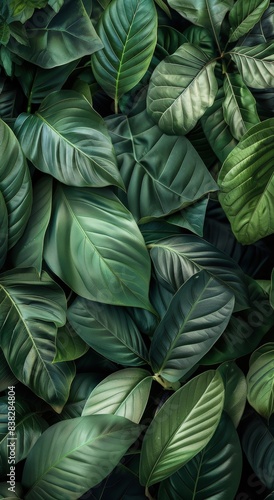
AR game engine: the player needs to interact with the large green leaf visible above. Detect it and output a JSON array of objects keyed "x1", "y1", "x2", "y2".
[
  {"x1": 230, "y1": 42, "x2": 274, "y2": 88},
  {"x1": 218, "y1": 118, "x2": 274, "y2": 244},
  {"x1": 147, "y1": 43, "x2": 218, "y2": 135},
  {"x1": 0, "y1": 192, "x2": 7, "y2": 270},
  {"x1": 168, "y1": 0, "x2": 233, "y2": 37},
  {"x1": 149, "y1": 271, "x2": 234, "y2": 382},
  {"x1": 82, "y1": 368, "x2": 152, "y2": 423},
  {"x1": 223, "y1": 72, "x2": 260, "y2": 140},
  {"x1": 0, "y1": 118, "x2": 32, "y2": 249},
  {"x1": 10, "y1": 176, "x2": 52, "y2": 274},
  {"x1": 158, "y1": 413, "x2": 242, "y2": 499},
  {"x1": 15, "y1": 91, "x2": 123, "y2": 189},
  {"x1": 8, "y1": 0, "x2": 103, "y2": 68},
  {"x1": 44, "y1": 184, "x2": 152, "y2": 310},
  {"x1": 149, "y1": 235, "x2": 249, "y2": 311},
  {"x1": 217, "y1": 361, "x2": 247, "y2": 427},
  {"x1": 247, "y1": 343, "x2": 274, "y2": 420},
  {"x1": 67, "y1": 297, "x2": 149, "y2": 366},
  {"x1": 107, "y1": 110, "x2": 218, "y2": 222},
  {"x1": 91, "y1": 0, "x2": 157, "y2": 110},
  {"x1": 22, "y1": 414, "x2": 143, "y2": 499},
  {"x1": 228, "y1": 0, "x2": 270, "y2": 43},
  {"x1": 139, "y1": 370, "x2": 224, "y2": 486},
  {"x1": 0, "y1": 268, "x2": 75, "y2": 412}
]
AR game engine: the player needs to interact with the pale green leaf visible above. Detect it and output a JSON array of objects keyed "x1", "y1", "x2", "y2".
[
  {"x1": 230, "y1": 42, "x2": 274, "y2": 88},
  {"x1": 247, "y1": 343, "x2": 274, "y2": 419}
]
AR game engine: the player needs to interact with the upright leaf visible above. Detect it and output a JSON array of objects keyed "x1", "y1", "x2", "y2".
[
  {"x1": 44, "y1": 184, "x2": 153, "y2": 311},
  {"x1": 15, "y1": 91, "x2": 123, "y2": 189},
  {"x1": 0, "y1": 268, "x2": 74, "y2": 412},
  {"x1": 230, "y1": 42, "x2": 274, "y2": 88},
  {"x1": 22, "y1": 415, "x2": 143, "y2": 500},
  {"x1": 247, "y1": 343, "x2": 274, "y2": 420},
  {"x1": 149, "y1": 271, "x2": 234, "y2": 382},
  {"x1": 228, "y1": 0, "x2": 270, "y2": 43},
  {"x1": 139, "y1": 370, "x2": 224, "y2": 486},
  {"x1": 147, "y1": 43, "x2": 218, "y2": 135},
  {"x1": 91, "y1": 0, "x2": 157, "y2": 110}
]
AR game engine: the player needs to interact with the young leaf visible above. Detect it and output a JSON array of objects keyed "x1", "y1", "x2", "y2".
[
  {"x1": 44, "y1": 184, "x2": 153, "y2": 311},
  {"x1": 22, "y1": 415, "x2": 144, "y2": 499},
  {"x1": 0, "y1": 268, "x2": 75, "y2": 412},
  {"x1": 149, "y1": 270, "x2": 235, "y2": 382},
  {"x1": 217, "y1": 361, "x2": 247, "y2": 427},
  {"x1": 223, "y1": 72, "x2": 260, "y2": 140},
  {"x1": 82, "y1": 368, "x2": 152, "y2": 423},
  {"x1": 228, "y1": 0, "x2": 270, "y2": 43},
  {"x1": 147, "y1": 43, "x2": 218, "y2": 135},
  {"x1": 67, "y1": 297, "x2": 149, "y2": 366},
  {"x1": 15, "y1": 90, "x2": 124, "y2": 189},
  {"x1": 218, "y1": 118, "x2": 274, "y2": 244},
  {"x1": 0, "y1": 118, "x2": 32, "y2": 249},
  {"x1": 107, "y1": 110, "x2": 218, "y2": 223},
  {"x1": 230, "y1": 42, "x2": 274, "y2": 88},
  {"x1": 158, "y1": 413, "x2": 242, "y2": 499},
  {"x1": 139, "y1": 370, "x2": 224, "y2": 486},
  {"x1": 91, "y1": 0, "x2": 157, "y2": 110},
  {"x1": 247, "y1": 343, "x2": 274, "y2": 420}
]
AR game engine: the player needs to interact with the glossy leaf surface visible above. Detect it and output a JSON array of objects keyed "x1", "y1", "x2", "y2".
[
  {"x1": 228, "y1": 0, "x2": 270, "y2": 43},
  {"x1": 230, "y1": 42, "x2": 274, "y2": 88},
  {"x1": 247, "y1": 343, "x2": 274, "y2": 420}
]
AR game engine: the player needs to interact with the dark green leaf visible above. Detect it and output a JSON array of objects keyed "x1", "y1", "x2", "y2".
[
  {"x1": 48, "y1": 0, "x2": 64, "y2": 12},
  {"x1": 44, "y1": 184, "x2": 153, "y2": 311},
  {"x1": 60, "y1": 373, "x2": 103, "y2": 419},
  {"x1": 53, "y1": 323, "x2": 88, "y2": 363},
  {"x1": 0, "y1": 348, "x2": 17, "y2": 391},
  {"x1": 149, "y1": 271, "x2": 234, "y2": 382},
  {"x1": 0, "y1": 22, "x2": 10, "y2": 45},
  {"x1": 183, "y1": 25, "x2": 217, "y2": 57},
  {"x1": 15, "y1": 91, "x2": 123, "y2": 189},
  {"x1": 0, "y1": 192, "x2": 7, "y2": 270},
  {"x1": 139, "y1": 370, "x2": 224, "y2": 486},
  {"x1": 247, "y1": 343, "x2": 274, "y2": 419},
  {"x1": 166, "y1": 197, "x2": 208, "y2": 236},
  {"x1": 217, "y1": 361, "x2": 247, "y2": 427},
  {"x1": 67, "y1": 297, "x2": 149, "y2": 366},
  {"x1": 228, "y1": 0, "x2": 270, "y2": 43},
  {"x1": 156, "y1": 26, "x2": 188, "y2": 58},
  {"x1": 230, "y1": 42, "x2": 274, "y2": 88},
  {"x1": 147, "y1": 43, "x2": 218, "y2": 135}
]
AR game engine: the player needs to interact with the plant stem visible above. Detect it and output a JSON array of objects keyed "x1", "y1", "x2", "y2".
[{"x1": 145, "y1": 486, "x2": 155, "y2": 500}]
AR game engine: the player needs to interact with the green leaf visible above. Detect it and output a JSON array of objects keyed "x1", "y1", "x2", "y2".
[
  {"x1": 82, "y1": 368, "x2": 152, "y2": 423},
  {"x1": 228, "y1": 0, "x2": 270, "y2": 43},
  {"x1": 0, "y1": 118, "x2": 32, "y2": 249},
  {"x1": 147, "y1": 43, "x2": 218, "y2": 135},
  {"x1": 107, "y1": 110, "x2": 217, "y2": 223},
  {"x1": 10, "y1": 176, "x2": 52, "y2": 274},
  {"x1": 15, "y1": 91, "x2": 123, "y2": 189},
  {"x1": 156, "y1": 26, "x2": 188, "y2": 58},
  {"x1": 60, "y1": 373, "x2": 103, "y2": 419},
  {"x1": 223, "y1": 72, "x2": 260, "y2": 140},
  {"x1": 149, "y1": 271, "x2": 234, "y2": 382},
  {"x1": 0, "y1": 348, "x2": 17, "y2": 391},
  {"x1": 168, "y1": 0, "x2": 233, "y2": 37},
  {"x1": 0, "y1": 268, "x2": 75, "y2": 412},
  {"x1": 53, "y1": 323, "x2": 88, "y2": 363},
  {"x1": 242, "y1": 413, "x2": 274, "y2": 490},
  {"x1": 44, "y1": 184, "x2": 153, "y2": 311},
  {"x1": 154, "y1": 0, "x2": 171, "y2": 18},
  {"x1": 91, "y1": 0, "x2": 157, "y2": 110},
  {"x1": 0, "y1": 22, "x2": 10, "y2": 46},
  {"x1": 183, "y1": 25, "x2": 217, "y2": 58},
  {"x1": 158, "y1": 413, "x2": 242, "y2": 500},
  {"x1": 0, "y1": 192, "x2": 7, "y2": 270},
  {"x1": 67, "y1": 297, "x2": 149, "y2": 366},
  {"x1": 22, "y1": 414, "x2": 143, "y2": 499},
  {"x1": 218, "y1": 118, "x2": 274, "y2": 244},
  {"x1": 8, "y1": 0, "x2": 103, "y2": 68},
  {"x1": 230, "y1": 42, "x2": 274, "y2": 88},
  {"x1": 247, "y1": 343, "x2": 274, "y2": 420},
  {"x1": 139, "y1": 370, "x2": 224, "y2": 486},
  {"x1": 48, "y1": 0, "x2": 64, "y2": 12},
  {"x1": 149, "y1": 235, "x2": 250, "y2": 311},
  {"x1": 166, "y1": 197, "x2": 208, "y2": 237},
  {"x1": 217, "y1": 361, "x2": 247, "y2": 427}
]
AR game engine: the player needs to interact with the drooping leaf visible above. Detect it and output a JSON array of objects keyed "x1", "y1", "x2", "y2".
[
  {"x1": 218, "y1": 118, "x2": 274, "y2": 244},
  {"x1": 22, "y1": 415, "x2": 143, "y2": 499},
  {"x1": 67, "y1": 297, "x2": 149, "y2": 366},
  {"x1": 223, "y1": 72, "x2": 260, "y2": 140},
  {"x1": 14, "y1": 90, "x2": 123, "y2": 189},
  {"x1": 82, "y1": 368, "x2": 152, "y2": 423},
  {"x1": 168, "y1": 0, "x2": 233, "y2": 37},
  {"x1": 149, "y1": 270, "x2": 234, "y2": 382},
  {"x1": 228, "y1": 0, "x2": 270, "y2": 43},
  {"x1": 10, "y1": 176, "x2": 52, "y2": 274},
  {"x1": 91, "y1": 0, "x2": 157, "y2": 109},
  {"x1": 147, "y1": 43, "x2": 218, "y2": 135},
  {"x1": 166, "y1": 197, "x2": 208, "y2": 236},
  {"x1": 0, "y1": 268, "x2": 75, "y2": 412},
  {"x1": 107, "y1": 110, "x2": 218, "y2": 222},
  {"x1": 0, "y1": 118, "x2": 32, "y2": 249},
  {"x1": 44, "y1": 184, "x2": 153, "y2": 311},
  {"x1": 230, "y1": 42, "x2": 274, "y2": 88},
  {"x1": 247, "y1": 343, "x2": 274, "y2": 420},
  {"x1": 8, "y1": 0, "x2": 103, "y2": 68},
  {"x1": 60, "y1": 373, "x2": 103, "y2": 420},
  {"x1": 217, "y1": 361, "x2": 247, "y2": 427},
  {"x1": 149, "y1": 235, "x2": 250, "y2": 311},
  {"x1": 139, "y1": 370, "x2": 224, "y2": 486},
  {"x1": 158, "y1": 413, "x2": 242, "y2": 499},
  {"x1": 53, "y1": 323, "x2": 88, "y2": 363}
]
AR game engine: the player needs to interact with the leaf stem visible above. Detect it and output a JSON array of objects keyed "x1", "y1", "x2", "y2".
[
  {"x1": 145, "y1": 486, "x2": 155, "y2": 500},
  {"x1": 114, "y1": 97, "x2": 119, "y2": 114}
]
